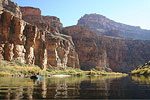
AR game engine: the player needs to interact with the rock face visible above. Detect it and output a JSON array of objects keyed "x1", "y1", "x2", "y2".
[
  {"x1": 20, "y1": 7, "x2": 41, "y2": 17},
  {"x1": 0, "y1": 0, "x2": 22, "y2": 18},
  {"x1": 0, "y1": 1, "x2": 80, "y2": 70},
  {"x1": 63, "y1": 26, "x2": 150, "y2": 72},
  {"x1": 62, "y1": 26, "x2": 112, "y2": 71},
  {"x1": 77, "y1": 14, "x2": 150, "y2": 40},
  {"x1": 104, "y1": 30, "x2": 123, "y2": 38},
  {"x1": 20, "y1": 7, "x2": 63, "y2": 33},
  {"x1": 2, "y1": 0, "x2": 150, "y2": 73}
]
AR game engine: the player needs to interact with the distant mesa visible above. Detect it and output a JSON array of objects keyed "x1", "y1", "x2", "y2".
[{"x1": 77, "y1": 13, "x2": 150, "y2": 40}]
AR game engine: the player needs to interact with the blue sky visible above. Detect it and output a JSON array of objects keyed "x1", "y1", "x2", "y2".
[{"x1": 13, "y1": 0, "x2": 150, "y2": 29}]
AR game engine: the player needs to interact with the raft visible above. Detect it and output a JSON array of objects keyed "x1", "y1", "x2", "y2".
[
  {"x1": 30, "y1": 76, "x2": 38, "y2": 79},
  {"x1": 30, "y1": 75, "x2": 43, "y2": 79}
]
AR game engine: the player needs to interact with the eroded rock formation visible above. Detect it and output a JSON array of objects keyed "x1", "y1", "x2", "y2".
[
  {"x1": 62, "y1": 26, "x2": 112, "y2": 71},
  {"x1": 0, "y1": 0, "x2": 80, "y2": 70},
  {"x1": 0, "y1": 0, "x2": 22, "y2": 18},
  {"x1": 1, "y1": 0, "x2": 150, "y2": 73},
  {"x1": 63, "y1": 26, "x2": 150, "y2": 72},
  {"x1": 20, "y1": 7, "x2": 63, "y2": 33}
]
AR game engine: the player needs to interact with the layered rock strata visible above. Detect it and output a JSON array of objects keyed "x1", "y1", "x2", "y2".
[
  {"x1": 0, "y1": 0, "x2": 22, "y2": 18},
  {"x1": 20, "y1": 7, "x2": 63, "y2": 33},
  {"x1": 63, "y1": 26, "x2": 150, "y2": 72},
  {"x1": 0, "y1": 0, "x2": 80, "y2": 70},
  {"x1": 62, "y1": 26, "x2": 112, "y2": 71},
  {"x1": 77, "y1": 14, "x2": 150, "y2": 40}
]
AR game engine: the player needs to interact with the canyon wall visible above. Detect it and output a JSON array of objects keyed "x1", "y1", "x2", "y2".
[
  {"x1": 0, "y1": 0, "x2": 80, "y2": 70},
  {"x1": 0, "y1": 0, "x2": 22, "y2": 18},
  {"x1": 1, "y1": 0, "x2": 150, "y2": 73},
  {"x1": 63, "y1": 26, "x2": 150, "y2": 72},
  {"x1": 77, "y1": 14, "x2": 150, "y2": 40},
  {"x1": 20, "y1": 7, "x2": 63, "y2": 33}
]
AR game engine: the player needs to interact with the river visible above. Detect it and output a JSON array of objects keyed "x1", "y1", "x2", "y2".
[{"x1": 0, "y1": 75, "x2": 150, "y2": 99}]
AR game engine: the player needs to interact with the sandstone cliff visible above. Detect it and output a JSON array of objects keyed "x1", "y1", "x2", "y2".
[
  {"x1": 63, "y1": 26, "x2": 150, "y2": 72},
  {"x1": 62, "y1": 26, "x2": 112, "y2": 72},
  {"x1": 0, "y1": 0, "x2": 22, "y2": 18},
  {"x1": 20, "y1": 7, "x2": 63, "y2": 33},
  {"x1": 2, "y1": 0, "x2": 150, "y2": 73},
  {"x1": 0, "y1": 0, "x2": 80, "y2": 70},
  {"x1": 77, "y1": 14, "x2": 150, "y2": 40}
]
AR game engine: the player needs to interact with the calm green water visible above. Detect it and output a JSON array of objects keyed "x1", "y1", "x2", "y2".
[{"x1": 0, "y1": 75, "x2": 150, "y2": 99}]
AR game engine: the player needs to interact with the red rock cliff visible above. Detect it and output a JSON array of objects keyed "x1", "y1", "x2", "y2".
[
  {"x1": 0, "y1": 1, "x2": 80, "y2": 70},
  {"x1": 62, "y1": 26, "x2": 112, "y2": 71},
  {"x1": 63, "y1": 26, "x2": 150, "y2": 72},
  {"x1": 21, "y1": 7, "x2": 41, "y2": 17},
  {"x1": 20, "y1": 7, "x2": 63, "y2": 33},
  {"x1": 0, "y1": 0, "x2": 22, "y2": 18}
]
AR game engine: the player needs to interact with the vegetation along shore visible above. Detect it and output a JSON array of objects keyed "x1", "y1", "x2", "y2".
[
  {"x1": 0, "y1": 60, "x2": 127, "y2": 77},
  {"x1": 130, "y1": 61, "x2": 150, "y2": 76}
]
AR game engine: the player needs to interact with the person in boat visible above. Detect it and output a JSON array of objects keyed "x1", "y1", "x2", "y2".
[
  {"x1": 30, "y1": 72, "x2": 43, "y2": 79},
  {"x1": 37, "y1": 72, "x2": 40, "y2": 76},
  {"x1": 30, "y1": 73, "x2": 38, "y2": 79}
]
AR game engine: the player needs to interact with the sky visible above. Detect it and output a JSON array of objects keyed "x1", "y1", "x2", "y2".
[{"x1": 13, "y1": 0, "x2": 150, "y2": 29}]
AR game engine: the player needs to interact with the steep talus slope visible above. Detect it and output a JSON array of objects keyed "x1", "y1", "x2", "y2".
[
  {"x1": 77, "y1": 14, "x2": 150, "y2": 40},
  {"x1": 63, "y1": 26, "x2": 150, "y2": 72},
  {"x1": 0, "y1": 0, "x2": 80, "y2": 70}
]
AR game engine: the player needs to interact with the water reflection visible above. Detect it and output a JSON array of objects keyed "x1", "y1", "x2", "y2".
[
  {"x1": 42, "y1": 77, "x2": 47, "y2": 98},
  {"x1": 0, "y1": 77, "x2": 34, "y2": 99},
  {"x1": 131, "y1": 75, "x2": 150, "y2": 84},
  {"x1": 2, "y1": 75, "x2": 150, "y2": 99}
]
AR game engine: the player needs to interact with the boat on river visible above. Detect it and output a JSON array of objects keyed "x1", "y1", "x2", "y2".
[{"x1": 30, "y1": 73, "x2": 43, "y2": 80}]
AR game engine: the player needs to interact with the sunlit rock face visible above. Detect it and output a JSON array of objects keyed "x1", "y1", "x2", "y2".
[
  {"x1": 0, "y1": 0, "x2": 22, "y2": 18},
  {"x1": 63, "y1": 25, "x2": 150, "y2": 72},
  {"x1": 20, "y1": 7, "x2": 63, "y2": 33},
  {"x1": 20, "y1": 7, "x2": 41, "y2": 17},
  {"x1": 0, "y1": 0, "x2": 80, "y2": 70},
  {"x1": 45, "y1": 33, "x2": 80, "y2": 69},
  {"x1": 0, "y1": 11, "x2": 46, "y2": 68},
  {"x1": 2, "y1": 0, "x2": 150, "y2": 73}
]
